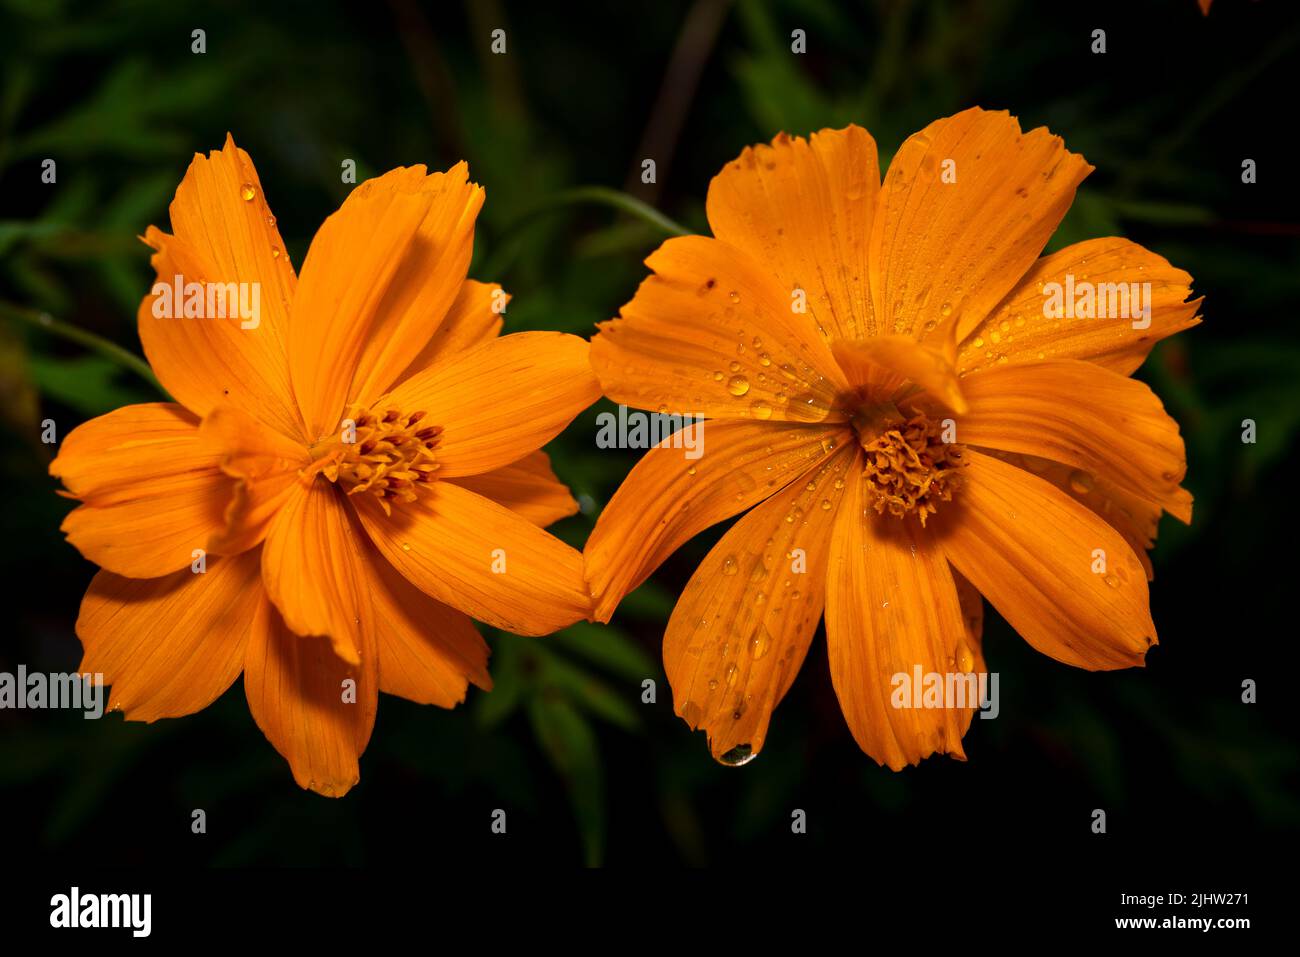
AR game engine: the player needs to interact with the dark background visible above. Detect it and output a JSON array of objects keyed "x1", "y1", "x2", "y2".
[{"x1": 1, "y1": 0, "x2": 1296, "y2": 884}]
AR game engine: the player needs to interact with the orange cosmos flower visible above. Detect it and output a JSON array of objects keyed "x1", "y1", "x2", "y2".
[
  {"x1": 51, "y1": 135, "x2": 599, "y2": 795},
  {"x1": 585, "y1": 108, "x2": 1200, "y2": 768}
]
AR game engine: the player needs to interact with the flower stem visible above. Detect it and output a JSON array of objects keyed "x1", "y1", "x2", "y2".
[
  {"x1": 527, "y1": 186, "x2": 693, "y2": 238},
  {"x1": 480, "y1": 186, "x2": 692, "y2": 280},
  {"x1": 0, "y1": 300, "x2": 166, "y2": 396}
]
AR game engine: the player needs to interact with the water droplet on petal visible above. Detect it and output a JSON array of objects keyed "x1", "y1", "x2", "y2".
[
  {"x1": 716, "y1": 743, "x2": 756, "y2": 767},
  {"x1": 240, "y1": 183, "x2": 256, "y2": 202}
]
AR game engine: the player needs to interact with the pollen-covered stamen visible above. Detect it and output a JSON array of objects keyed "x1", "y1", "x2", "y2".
[
  {"x1": 310, "y1": 406, "x2": 442, "y2": 514},
  {"x1": 854, "y1": 404, "x2": 966, "y2": 526}
]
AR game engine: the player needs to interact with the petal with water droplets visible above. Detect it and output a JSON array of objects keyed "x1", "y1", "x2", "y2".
[{"x1": 665, "y1": 444, "x2": 857, "y2": 762}]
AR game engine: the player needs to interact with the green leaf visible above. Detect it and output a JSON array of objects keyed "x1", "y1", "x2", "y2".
[
  {"x1": 27, "y1": 353, "x2": 152, "y2": 416},
  {"x1": 0, "y1": 320, "x2": 41, "y2": 437},
  {"x1": 554, "y1": 621, "x2": 657, "y2": 682},
  {"x1": 528, "y1": 694, "x2": 604, "y2": 866},
  {"x1": 616, "y1": 579, "x2": 676, "y2": 620},
  {"x1": 473, "y1": 637, "x2": 524, "y2": 729},
  {"x1": 0, "y1": 220, "x2": 72, "y2": 256},
  {"x1": 536, "y1": 650, "x2": 641, "y2": 733},
  {"x1": 1108, "y1": 197, "x2": 1213, "y2": 226}
]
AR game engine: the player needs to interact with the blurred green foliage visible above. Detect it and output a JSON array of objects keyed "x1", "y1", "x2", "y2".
[{"x1": 1, "y1": 0, "x2": 1297, "y2": 867}]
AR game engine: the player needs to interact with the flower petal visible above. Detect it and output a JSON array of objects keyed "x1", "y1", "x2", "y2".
[
  {"x1": 958, "y1": 359, "x2": 1190, "y2": 520},
  {"x1": 870, "y1": 108, "x2": 1092, "y2": 345},
  {"x1": 448, "y1": 450, "x2": 579, "y2": 527},
  {"x1": 585, "y1": 420, "x2": 850, "y2": 622},
  {"x1": 383, "y1": 331, "x2": 600, "y2": 478},
  {"x1": 831, "y1": 335, "x2": 968, "y2": 413},
  {"x1": 244, "y1": 590, "x2": 377, "y2": 798},
  {"x1": 957, "y1": 238, "x2": 1201, "y2": 374},
  {"x1": 665, "y1": 444, "x2": 857, "y2": 761},
  {"x1": 198, "y1": 404, "x2": 310, "y2": 555},
  {"x1": 76, "y1": 550, "x2": 262, "y2": 722},
  {"x1": 288, "y1": 174, "x2": 437, "y2": 439},
  {"x1": 706, "y1": 126, "x2": 880, "y2": 341},
  {"x1": 394, "y1": 279, "x2": 507, "y2": 386},
  {"x1": 366, "y1": 542, "x2": 491, "y2": 707},
  {"x1": 825, "y1": 465, "x2": 976, "y2": 769},
  {"x1": 137, "y1": 134, "x2": 302, "y2": 440},
  {"x1": 345, "y1": 164, "x2": 486, "y2": 405},
  {"x1": 591, "y1": 235, "x2": 849, "y2": 422},
  {"x1": 982, "y1": 450, "x2": 1174, "y2": 581},
  {"x1": 953, "y1": 569, "x2": 987, "y2": 660},
  {"x1": 51, "y1": 403, "x2": 208, "y2": 501},
  {"x1": 260, "y1": 478, "x2": 370, "y2": 666},
  {"x1": 355, "y1": 482, "x2": 590, "y2": 636},
  {"x1": 50, "y1": 403, "x2": 229, "y2": 577},
  {"x1": 934, "y1": 450, "x2": 1156, "y2": 670}
]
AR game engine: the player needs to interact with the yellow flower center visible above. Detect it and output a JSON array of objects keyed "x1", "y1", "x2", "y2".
[
  {"x1": 852, "y1": 403, "x2": 966, "y2": 526},
  {"x1": 309, "y1": 406, "x2": 442, "y2": 514}
]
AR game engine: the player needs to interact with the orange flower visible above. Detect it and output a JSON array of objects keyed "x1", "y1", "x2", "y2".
[
  {"x1": 585, "y1": 109, "x2": 1200, "y2": 768},
  {"x1": 51, "y1": 135, "x2": 599, "y2": 795}
]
